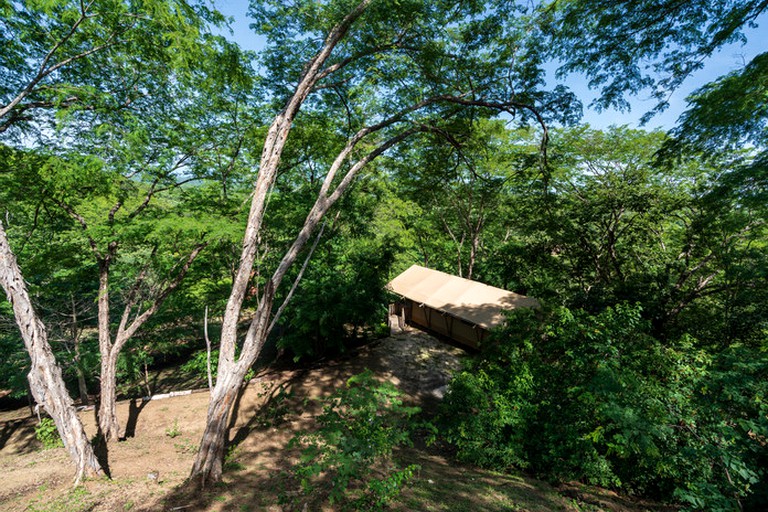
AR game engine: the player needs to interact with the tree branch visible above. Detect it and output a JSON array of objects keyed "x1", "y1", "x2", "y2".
[
  {"x1": 268, "y1": 214, "x2": 332, "y2": 334},
  {"x1": 114, "y1": 241, "x2": 208, "y2": 350}
]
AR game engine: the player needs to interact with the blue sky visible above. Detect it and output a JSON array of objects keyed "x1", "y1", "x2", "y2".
[{"x1": 213, "y1": 1, "x2": 766, "y2": 132}]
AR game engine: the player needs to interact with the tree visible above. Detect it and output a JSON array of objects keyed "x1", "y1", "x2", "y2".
[
  {"x1": 0, "y1": 221, "x2": 103, "y2": 483},
  {"x1": 189, "y1": 0, "x2": 579, "y2": 486},
  {"x1": 0, "y1": 0, "x2": 224, "y2": 135},
  {"x1": 541, "y1": 126, "x2": 677, "y2": 307},
  {"x1": 541, "y1": 0, "x2": 767, "y2": 118},
  {"x1": 0, "y1": 0, "x2": 231, "y2": 475},
  {"x1": 494, "y1": 125, "x2": 767, "y2": 342},
  {"x1": 392, "y1": 120, "x2": 539, "y2": 281}
]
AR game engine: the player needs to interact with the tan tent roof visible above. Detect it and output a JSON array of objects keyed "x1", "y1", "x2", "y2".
[{"x1": 386, "y1": 265, "x2": 539, "y2": 330}]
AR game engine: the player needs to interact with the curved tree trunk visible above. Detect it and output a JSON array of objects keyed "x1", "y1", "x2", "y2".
[
  {"x1": 0, "y1": 222, "x2": 104, "y2": 484},
  {"x1": 188, "y1": 0, "x2": 374, "y2": 488},
  {"x1": 189, "y1": 367, "x2": 247, "y2": 487}
]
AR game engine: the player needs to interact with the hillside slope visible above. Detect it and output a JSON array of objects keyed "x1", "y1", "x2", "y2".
[{"x1": 0, "y1": 328, "x2": 671, "y2": 511}]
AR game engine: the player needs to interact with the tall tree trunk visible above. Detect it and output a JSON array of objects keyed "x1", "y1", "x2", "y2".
[
  {"x1": 189, "y1": 364, "x2": 249, "y2": 486},
  {"x1": 0, "y1": 222, "x2": 103, "y2": 484},
  {"x1": 98, "y1": 347, "x2": 121, "y2": 441},
  {"x1": 95, "y1": 257, "x2": 122, "y2": 441},
  {"x1": 191, "y1": 294, "x2": 274, "y2": 487},
  {"x1": 466, "y1": 215, "x2": 484, "y2": 281},
  {"x1": 95, "y1": 243, "x2": 205, "y2": 442}
]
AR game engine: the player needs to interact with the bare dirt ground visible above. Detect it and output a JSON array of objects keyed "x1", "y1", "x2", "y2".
[{"x1": 0, "y1": 327, "x2": 672, "y2": 511}]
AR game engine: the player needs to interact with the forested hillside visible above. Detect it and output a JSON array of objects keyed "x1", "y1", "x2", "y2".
[{"x1": 1, "y1": 0, "x2": 766, "y2": 510}]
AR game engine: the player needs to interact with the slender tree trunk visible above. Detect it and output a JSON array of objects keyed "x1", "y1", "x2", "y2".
[
  {"x1": 0, "y1": 222, "x2": 103, "y2": 484},
  {"x1": 95, "y1": 257, "x2": 121, "y2": 441},
  {"x1": 75, "y1": 349, "x2": 90, "y2": 406},
  {"x1": 467, "y1": 233, "x2": 478, "y2": 281},
  {"x1": 143, "y1": 362, "x2": 152, "y2": 398},
  {"x1": 98, "y1": 348, "x2": 120, "y2": 440},
  {"x1": 71, "y1": 296, "x2": 90, "y2": 406},
  {"x1": 204, "y1": 306, "x2": 213, "y2": 392},
  {"x1": 466, "y1": 217, "x2": 483, "y2": 281},
  {"x1": 189, "y1": 365, "x2": 248, "y2": 486}
]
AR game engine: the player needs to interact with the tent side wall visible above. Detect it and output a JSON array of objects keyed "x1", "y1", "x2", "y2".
[{"x1": 404, "y1": 299, "x2": 484, "y2": 349}]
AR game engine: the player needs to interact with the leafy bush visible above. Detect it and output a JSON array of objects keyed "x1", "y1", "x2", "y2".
[
  {"x1": 181, "y1": 348, "x2": 218, "y2": 381},
  {"x1": 35, "y1": 417, "x2": 64, "y2": 449},
  {"x1": 277, "y1": 229, "x2": 397, "y2": 360},
  {"x1": 440, "y1": 305, "x2": 768, "y2": 510},
  {"x1": 286, "y1": 370, "x2": 421, "y2": 510},
  {"x1": 0, "y1": 309, "x2": 30, "y2": 399}
]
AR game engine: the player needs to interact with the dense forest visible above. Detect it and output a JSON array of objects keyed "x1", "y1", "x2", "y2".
[{"x1": 0, "y1": 0, "x2": 766, "y2": 510}]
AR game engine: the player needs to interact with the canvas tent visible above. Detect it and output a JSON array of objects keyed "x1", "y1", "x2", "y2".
[{"x1": 386, "y1": 265, "x2": 539, "y2": 349}]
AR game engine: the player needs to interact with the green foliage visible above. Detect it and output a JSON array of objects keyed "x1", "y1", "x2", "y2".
[
  {"x1": 253, "y1": 382, "x2": 292, "y2": 429},
  {"x1": 1, "y1": 0, "x2": 226, "y2": 137},
  {"x1": 116, "y1": 346, "x2": 154, "y2": 397},
  {"x1": 224, "y1": 445, "x2": 246, "y2": 472},
  {"x1": 250, "y1": 0, "x2": 581, "y2": 198},
  {"x1": 181, "y1": 348, "x2": 218, "y2": 381},
  {"x1": 286, "y1": 370, "x2": 421, "y2": 510},
  {"x1": 35, "y1": 417, "x2": 64, "y2": 450},
  {"x1": 165, "y1": 419, "x2": 181, "y2": 438},
  {"x1": 391, "y1": 120, "x2": 542, "y2": 281},
  {"x1": 0, "y1": 318, "x2": 29, "y2": 399},
  {"x1": 670, "y1": 52, "x2": 768, "y2": 156},
  {"x1": 541, "y1": 0, "x2": 765, "y2": 117},
  {"x1": 275, "y1": 180, "x2": 400, "y2": 359},
  {"x1": 440, "y1": 305, "x2": 768, "y2": 509}
]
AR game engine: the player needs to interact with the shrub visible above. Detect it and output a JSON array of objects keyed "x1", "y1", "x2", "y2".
[
  {"x1": 440, "y1": 304, "x2": 768, "y2": 509},
  {"x1": 286, "y1": 370, "x2": 421, "y2": 510},
  {"x1": 35, "y1": 417, "x2": 64, "y2": 449},
  {"x1": 165, "y1": 419, "x2": 181, "y2": 438},
  {"x1": 181, "y1": 348, "x2": 218, "y2": 381}
]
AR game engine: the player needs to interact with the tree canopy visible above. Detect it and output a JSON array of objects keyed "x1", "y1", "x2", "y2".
[{"x1": 0, "y1": 0, "x2": 766, "y2": 508}]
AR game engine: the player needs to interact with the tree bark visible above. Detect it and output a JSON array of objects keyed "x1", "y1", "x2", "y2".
[
  {"x1": 189, "y1": 364, "x2": 249, "y2": 486},
  {"x1": 98, "y1": 345, "x2": 121, "y2": 441},
  {"x1": 0, "y1": 222, "x2": 103, "y2": 484},
  {"x1": 189, "y1": 3, "x2": 374, "y2": 486},
  {"x1": 96, "y1": 256, "x2": 122, "y2": 441},
  {"x1": 96, "y1": 243, "x2": 206, "y2": 441}
]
